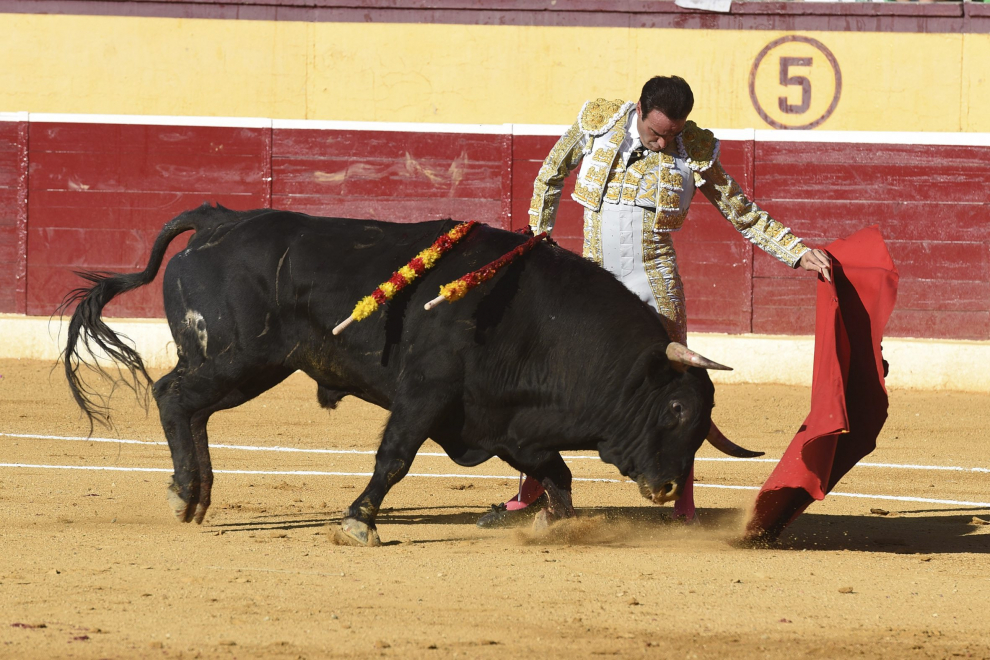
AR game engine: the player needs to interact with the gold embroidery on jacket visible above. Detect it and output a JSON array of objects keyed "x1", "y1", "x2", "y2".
[
  {"x1": 603, "y1": 179, "x2": 623, "y2": 204},
  {"x1": 528, "y1": 121, "x2": 585, "y2": 233},
  {"x1": 585, "y1": 165, "x2": 609, "y2": 186},
  {"x1": 573, "y1": 181, "x2": 603, "y2": 209},
  {"x1": 678, "y1": 121, "x2": 718, "y2": 174},
  {"x1": 620, "y1": 182, "x2": 639, "y2": 204},
  {"x1": 642, "y1": 227, "x2": 687, "y2": 344},
  {"x1": 582, "y1": 208, "x2": 603, "y2": 265},
  {"x1": 572, "y1": 122, "x2": 624, "y2": 209},
  {"x1": 658, "y1": 166, "x2": 683, "y2": 191},
  {"x1": 578, "y1": 99, "x2": 629, "y2": 135},
  {"x1": 652, "y1": 208, "x2": 689, "y2": 232},
  {"x1": 656, "y1": 189, "x2": 681, "y2": 212},
  {"x1": 620, "y1": 152, "x2": 655, "y2": 205},
  {"x1": 599, "y1": 151, "x2": 683, "y2": 208},
  {"x1": 591, "y1": 147, "x2": 614, "y2": 163}
]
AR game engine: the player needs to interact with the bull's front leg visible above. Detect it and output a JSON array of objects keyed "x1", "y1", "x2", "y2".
[{"x1": 333, "y1": 393, "x2": 439, "y2": 547}]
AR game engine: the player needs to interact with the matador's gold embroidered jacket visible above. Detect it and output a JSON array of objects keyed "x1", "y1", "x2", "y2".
[{"x1": 528, "y1": 98, "x2": 810, "y2": 268}]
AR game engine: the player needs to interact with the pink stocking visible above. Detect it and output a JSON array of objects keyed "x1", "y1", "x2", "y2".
[
  {"x1": 672, "y1": 464, "x2": 696, "y2": 521},
  {"x1": 504, "y1": 474, "x2": 546, "y2": 511}
]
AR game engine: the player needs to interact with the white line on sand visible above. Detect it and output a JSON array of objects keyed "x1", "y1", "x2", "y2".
[
  {"x1": 2, "y1": 432, "x2": 987, "y2": 474},
  {"x1": 2, "y1": 462, "x2": 988, "y2": 509}
]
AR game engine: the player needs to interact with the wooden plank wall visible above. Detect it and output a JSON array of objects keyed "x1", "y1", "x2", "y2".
[
  {"x1": 0, "y1": 119, "x2": 27, "y2": 314},
  {"x1": 753, "y1": 142, "x2": 990, "y2": 340},
  {"x1": 24, "y1": 122, "x2": 271, "y2": 317},
  {"x1": 1, "y1": 118, "x2": 987, "y2": 341},
  {"x1": 272, "y1": 129, "x2": 510, "y2": 226},
  {"x1": 671, "y1": 140, "x2": 757, "y2": 336}
]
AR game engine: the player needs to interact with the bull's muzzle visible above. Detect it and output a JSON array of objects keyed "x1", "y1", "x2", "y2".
[{"x1": 637, "y1": 477, "x2": 681, "y2": 504}]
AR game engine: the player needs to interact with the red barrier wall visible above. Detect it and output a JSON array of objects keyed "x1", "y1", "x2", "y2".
[
  {"x1": 0, "y1": 118, "x2": 27, "y2": 314},
  {"x1": 751, "y1": 141, "x2": 990, "y2": 339},
  {"x1": 25, "y1": 121, "x2": 272, "y2": 317},
  {"x1": 271, "y1": 128, "x2": 511, "y2": 226},
  {"x1": 1, "y1": 117, "x2": 987, "y2": 341}
]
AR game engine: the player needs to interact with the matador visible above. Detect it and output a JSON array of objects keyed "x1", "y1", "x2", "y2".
[{"x1": 478, "y1": 76, "x2": 832, "y2": 528}]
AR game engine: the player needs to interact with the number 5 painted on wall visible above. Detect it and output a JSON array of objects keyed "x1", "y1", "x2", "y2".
[{"x1": 778, "y1": 57, "x2": 812, "y2": 114}]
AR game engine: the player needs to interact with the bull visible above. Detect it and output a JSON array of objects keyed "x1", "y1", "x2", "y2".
[{"x1": 63, "y1": 204, "x2": 750, "y2": 546}]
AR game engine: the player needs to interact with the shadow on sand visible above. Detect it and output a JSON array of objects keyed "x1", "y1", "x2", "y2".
[
  {"x1": 769, "y1": 507, "x2": 990, "y2": 555},
  {"x1": 203, "y1": 504, "x2": 990, "y2": 554}
]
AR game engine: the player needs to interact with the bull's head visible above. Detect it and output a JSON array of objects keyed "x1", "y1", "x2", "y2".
[{"x1": 602, "y1": 342, "x2": 761, "y2": 507}]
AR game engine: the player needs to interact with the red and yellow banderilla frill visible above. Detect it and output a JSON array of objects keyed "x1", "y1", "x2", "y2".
[
  {"x1": 424, "y1": 232, "x2": 548, "y2": 311},
  {"x1": 333, "y1": 221, "x2": 476, "y2": 335}
]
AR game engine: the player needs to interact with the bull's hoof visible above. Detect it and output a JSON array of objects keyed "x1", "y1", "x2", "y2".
[
  {"x1": 532, "y1": 508, "x2": 555, "y2": 533},
  {"x1": 332, "y1": 518, "x2": 381, "y2": 547},
  {"x1": 166, "y1": 478, "x2": 195, "y2": 523},
  {"x1": 193, "y1": 502, "x2": 210, "y2": 525}
]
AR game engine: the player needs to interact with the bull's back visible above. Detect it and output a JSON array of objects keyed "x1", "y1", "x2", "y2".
[
  {"x1": 161, "y1": 213, "x2": 449, "y2": 347},
  {"x1": 159, "y1": 211, "x2": 663, "y2": 406}
]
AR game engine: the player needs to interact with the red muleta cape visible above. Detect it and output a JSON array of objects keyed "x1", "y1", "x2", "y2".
[{"x1": 744, "y1": 226, "x2": 899, "y2": 542}]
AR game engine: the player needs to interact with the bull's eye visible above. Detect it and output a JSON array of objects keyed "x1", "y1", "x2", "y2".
[{"x1": 671, "y1": 401, "x2": 684, "y2": 416}]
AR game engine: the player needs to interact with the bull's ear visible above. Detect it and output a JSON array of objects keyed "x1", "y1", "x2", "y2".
[{"x1": 623, "y1": 346, "x2": 670, "y2": 399}]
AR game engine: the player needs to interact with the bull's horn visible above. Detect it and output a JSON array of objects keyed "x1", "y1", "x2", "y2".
[
  {"x1": 665, "y1": 342, "x2": 733, "y2": 371},
  {"x1": 706, "y1": 424, "x2": 764, "y2": 458}
]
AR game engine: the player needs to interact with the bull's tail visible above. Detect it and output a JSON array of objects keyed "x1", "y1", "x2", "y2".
[{"x1": 60, "y1": 203, "x2": 239, "y2": 430}]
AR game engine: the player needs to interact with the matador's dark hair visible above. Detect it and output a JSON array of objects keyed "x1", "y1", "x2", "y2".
[{"x1": 639, "y1": 76, "x2": 694, "y2": 121}]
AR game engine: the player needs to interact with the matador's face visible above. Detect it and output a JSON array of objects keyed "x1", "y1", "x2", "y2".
[{"x1": 636, "y1": 103, "x2": 686, "y2": 155}]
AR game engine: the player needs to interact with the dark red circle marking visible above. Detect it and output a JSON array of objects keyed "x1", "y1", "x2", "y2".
[{"x1": 748, "y1": 35, "x2": 843, "y2": 131}]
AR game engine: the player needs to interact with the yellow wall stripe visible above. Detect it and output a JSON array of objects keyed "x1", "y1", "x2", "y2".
[{"x1": 1, "y1": 13, "x2": 985, "y2": 132}]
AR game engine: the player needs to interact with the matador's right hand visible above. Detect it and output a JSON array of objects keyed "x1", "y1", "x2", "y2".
[{"x1": 798, "y1": 248, "x2": 832, "y2": 283}]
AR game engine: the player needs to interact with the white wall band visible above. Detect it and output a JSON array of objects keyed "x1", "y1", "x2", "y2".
[
  {"x1": 6, "y1": 315, "x2": 986, "y2": 392},
  {"x1": 6, "y1": 112, "x2": 990, "y2": 146}
]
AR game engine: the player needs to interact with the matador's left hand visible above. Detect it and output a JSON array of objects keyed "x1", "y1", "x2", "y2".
[{"x1": 798, "y1": 248, "x2": 832, "y2": 283}]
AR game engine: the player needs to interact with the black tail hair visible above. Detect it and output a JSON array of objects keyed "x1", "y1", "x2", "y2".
[{"x1": 59, "y1": 203, "x2": 239, "y2": 431}]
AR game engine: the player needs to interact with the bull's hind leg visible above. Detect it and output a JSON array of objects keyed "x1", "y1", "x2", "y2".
[
  {"x1": 155, "y1": 365, "x2": 293, "y2": 523},
  {"x1": 334, "y1": 387, "x2": 452, "y2": 547},
  {"x1": 155, "y1": 370, "x2": 206, "y2": 523},
  {"x1": 187, "y1": 391, "x2": 248, "y2": 524}
]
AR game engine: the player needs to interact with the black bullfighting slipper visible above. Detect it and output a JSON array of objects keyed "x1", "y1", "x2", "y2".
[{"x1": 476, "y1": 493, "x2": 549, "y2": 529}]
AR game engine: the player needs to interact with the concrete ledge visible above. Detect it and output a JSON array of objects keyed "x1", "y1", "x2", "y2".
[
  {"x1": 1, "y1": 315, "x2": 178, "y2": 372},
  {"x1": 2, "y1": 314, "x2": 986, "y2": 392},
  {"x1": 692, "y1": 333, "x2": 990, "y2": 393}
]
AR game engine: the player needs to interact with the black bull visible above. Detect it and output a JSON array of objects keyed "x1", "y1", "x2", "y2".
[{"x1": 63, "y1": 204, "x2": 737, "y2": 546}]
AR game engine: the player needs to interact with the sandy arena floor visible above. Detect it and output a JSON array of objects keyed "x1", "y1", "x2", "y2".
[{"x1": 0, "y1": 358, "x2": 988, "y2": 659}]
